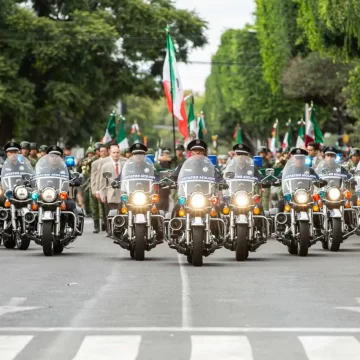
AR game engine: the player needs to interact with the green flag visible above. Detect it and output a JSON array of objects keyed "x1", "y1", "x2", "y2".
[
  {"x1": 102, "y1": 111, "x2": 116, "y2": 143},
  {"x1": 198, "y1": 112, "x2": 205, "y2": 140},
  {"x1": 117, "y1": 116, "x2": 129, "y2": 150},
  {"x1": 186, "y1": 95, "x2": 196, "y2": 136}
]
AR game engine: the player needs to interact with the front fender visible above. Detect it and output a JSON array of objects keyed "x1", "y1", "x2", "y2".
[
  {"x1": 134, "y1": 213, "x2": 146, "y2": 224},
  {"x1": 329, "y1": 208, "x2": 342, "y2": 218},
  {"x1": 191, "y1": 216, "x2": 205, "y2": 227},
  {"x1": 42, "y1": 211, "x2": 54, "y2": 221},
  {"x1": 297, "y1": 211, "x2": 309, "y2": 222},
  {"x1": 235, "y1": 214, "x2": 248, "y2": 224}
]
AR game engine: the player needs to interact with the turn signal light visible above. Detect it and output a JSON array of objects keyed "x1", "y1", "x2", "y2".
[
  {"x1": 151, "y1": 205, "x2": 158, "y2": 214},
  {"x1": 318, "y1": 200, "x2": 323, "y2": 208},
  {"x1": 121, "y1": 206, "x2": 128, "y2": 214},
  {"x1": 4, "y1": 200, "x2": 10, "y2": 208},
  {"x1": 344, "y1": 190, "x2": 351, "y2": 199},
  {"x1": 313, "y1": 193, "x2": 320, "y2": 201},
  {"x1": 313, "y1": 205, "x2": 319, "y2": 212},
  {"x1": 284, "y1": 205, "x2": 291, "y2": 212},
  {"x1": 178, "y1": 208, "x2": 186, "y2": 217},
  {"x1": 253, "y1": 206, "x2": 261, "y2": 215},
  {"x1": 59, "y1": 191, "x2": 68, "y2": 201},
  {"x1": 253, "y1": 195, "x2": 261, "y2": 204},
  {"x1": 223, "y1": 205, "x2": 230, "y2": 215},
  {"x1": 210, "y1": 196, "x2": 219, "y2": 205},
  {"x1": 357, "y1": 199, "x2": 360, "y2": 206},
  {"x1": 31, "y1": 202, "x2": 38, "y2": 211},
  {"x1": 151, "y1": 194, "x2": 159, "y2": 203},
  {"x1": 60, "y1": 202, "x2": 66, "y2": 211},
  {"x1": 210, "y1": 207, "x2": 217, "y2": 217},
  {"x1": 345, "y1": 201, "x2": 351, "y2": 208}
]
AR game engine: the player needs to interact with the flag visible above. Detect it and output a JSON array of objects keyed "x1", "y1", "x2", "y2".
[
  {"x1": 131, "y1": 121, "x2": 140, "y2": 144},
  {"x1": 117, "y1": 115, "x2": 129, "y2": 150},
  {"x1": 305, "y1": 102, "x2": 324, "y2": 146},
  {"x1": 233, "y1": 125, "x2": 243, "y2": 144},
  {"x1": 162, "y1": 29, "x2": 188, "y2": 138},
  {"x1": 269, "y1": 119, "x2": 279, "y2": 154},
  {"x1": 296, "y1": 119, "x2": 306, "y2": 148},
  {"x1": 102, "y1": 111, "x2": 116, "y2": 143},
  {"x1": 198, "y1": 111, "x2": 206, "y2": 140},
  {"x1": 282, "y1": 119, "x2": 293, "y2": 149},
  {"x1": 186, "y1": 94, "x2": 197, "y2": 137}
]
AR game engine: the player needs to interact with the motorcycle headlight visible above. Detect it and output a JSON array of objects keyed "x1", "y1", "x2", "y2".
[
  {"x1": 131, "y1": 191, "x2": 147, "y2": 206},
  {"x1": 234, "y1": 191, "x2": 250, "y2": 207},
  {"x1": 294, "y1": 189, "x2": 310, "y2": 204},
  {"x1": 15, "y1": 186, "x2": 28, "y2": 200},
  {"x1": 327, "y1": 187, "x2": 341, "y2": 201},
  {"x1": 189, "y1": 193, "x2": 206, "y2": 209},
  {"x1": 41, "y1": 187, "x2": 57, "y2": 203}
]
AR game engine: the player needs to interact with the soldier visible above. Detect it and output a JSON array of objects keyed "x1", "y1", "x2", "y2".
[
  {"x1": 38, "y1": 145, "x2": 48, "y2": 158},
  {"x1": 344, "y1": 148, "x2": 360, "y2": 171},
  {"x1": 79, "y1": 146, "x2": 96, "y2": 217},
  {"x1": 258, "y1": 146, "x2": 272, "y2": 211},
  {"x1": 172, "y1": 144, "x2": 186, "y2": 167},
  {"x1": 20, "y1": 141, "x2": 37, "y2": 168},
  {"x1": 29, "y1": 143, "x2": 38, "y2": 166}
]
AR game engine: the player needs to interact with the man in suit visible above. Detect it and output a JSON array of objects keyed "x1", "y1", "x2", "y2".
[{"x1": 99, "y1": 144, "x2": 122, "y2": 211}]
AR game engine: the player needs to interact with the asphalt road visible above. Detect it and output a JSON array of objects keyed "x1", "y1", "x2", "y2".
[{"x1": 1, "y1": 219, "x2": 360, "y2": 359}]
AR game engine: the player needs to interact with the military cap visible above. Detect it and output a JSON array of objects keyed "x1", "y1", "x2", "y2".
[
  {"x1": 30, "y1": 142, "x2": 37, "y2": 150},
  {"x1": 283, "y1": 147, "x2": 291, "y2": 153},
  {"x1": 176, "y1": 144, "x2": 185, "y2": 151},
  {"x1": 125, "y1": 148, "x2": 131, "y2": 153},
  {"x1": 20, "y1": 141, "x2": 30, "y2": 150},
  {"x1": 146, "y1": 148, "x2": 155, "y2": 155},
  {"x1": 106, "y1": 140, "x2": 118, "y2": 147},
  {"x1": 129, "y1": 143, "x2": 148, "y2": 154},
  {"x1": 323, "y1": 146, "x2": 338, "y2": 155},
  {"x1": 86, "y1": 146, "x2": 95, "y2": 155},
  {"x1": 290, "y1": 148, "x2": 308, "y2": 156},
  {"x1": 276, "y1": 147, "x2": 283, "y2": 153},
  {"x1": 4, "y1": 141, "x2": 21, "y2": 152},
  {"x1": 162, "y1": 148, "x2": 171, "y2": 153},
  {"x1": 350, "y1": 148, "x2": 360, "y2": 156},
  {"x1": 233, "y1": 143, "x2": 250, "y2": 155},
  {"x1": 39, "y1": 145, "x2": 48, "y2": 152},
  {"x1": 258, "y1": 146, "x2": 267, "y2": 154},
  {"x1": 94, "y1": 142, "x2": 102, "y2": 150},
  {"x1": 187, "y1": 139, "x2": 207, "y2": 152},
  {"x1": 46, "y1": 145, "x2": 64, "y2": 156},
  {"x1": 218, "y1": 154, "x2": 228, "y2": 160}
]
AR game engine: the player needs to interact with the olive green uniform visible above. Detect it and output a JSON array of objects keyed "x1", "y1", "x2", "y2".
[
  {"x1": 79, "y1": 154, "x2": 96, "y2": 216},
  {"x1": 261, "y1": 158, "x2": 272, "y2": 210}
]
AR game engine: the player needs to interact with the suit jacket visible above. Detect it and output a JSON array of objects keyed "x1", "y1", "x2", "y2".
[
  {"x1": 100, "y1": 160, "x2": 122, "y2": 203},
  {"x1": 92, "y1": 157, "x2": 112, "y2": 194}
]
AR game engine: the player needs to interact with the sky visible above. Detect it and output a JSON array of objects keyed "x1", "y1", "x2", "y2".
[{"x1": 175, "y1": 0, "x2": 256, "y2": 94}]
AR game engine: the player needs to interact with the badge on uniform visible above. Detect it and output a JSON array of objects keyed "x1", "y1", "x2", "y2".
[
  {"x1": 336, "y1": 168, "x2": 341, "y2": 173},
  {"x1": 202, "y1": 167, "x2": 208, "y2": 172},
  {"x1": 247, "y1": 170, "x2": 252, "y2": 175},
  {"x1": 144, "y1": 168, "x2": 149, "y2": 173},
  {"x1": 19, "y1": 166, "x2": 24, "y2": 170}
]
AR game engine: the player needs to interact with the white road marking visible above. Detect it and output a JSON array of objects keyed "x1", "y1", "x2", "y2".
[
  {"x1": 2, "y1": 327, "x2": 360, "y2": 333},
  {"x1": 336, "y1": 297, "x2": 360, "y2": 314},
  {"x1": 178, "y1": 254, "x2": 192, "y2": 328},
  {"x1": 6, "y1": 298, "x2": 26, "y2": 306},
  {"x1": 190, "y1": 335, "x2": 253, "y2": 360},
  {"x1": 0, "y1": 297, "x2": 43, "y2": 317},
  {"x1": 0, "y1": 335, "x2": 33, "y2": 360},
  {"x1": 299, "y1": 336, "x2": 360, "y2": 359},
  {"x1": 72, "y1": 336, "x2": 141, "y2": 360}
]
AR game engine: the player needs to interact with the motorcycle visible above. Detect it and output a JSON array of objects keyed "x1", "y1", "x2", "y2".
[
  {"x1": 30, "y1": 154, "x2": 84, "y2": 256},
  {"x1": 314, "y1": 160, "x2": 357, "y2": 251},
  {"x1": 0, "y1": 154, "x2": 35, "y2": 250},
  {"x1": 166, "y1": 155, "x2": 226, "y2": 267},
  {"x1": 105, "y1": 154, "x2": 164, "y2": 261},
  {"x1": 222, "y1": 156, "x2": 271, "y2": 261},
  {"x1": 275, "y1": 154, "x2": 326, "y2": 256}
]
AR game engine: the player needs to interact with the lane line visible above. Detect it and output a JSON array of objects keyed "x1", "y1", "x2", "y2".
[
  {"x1": 2, "y1": 327, "x2": 360, "y2": 333},
  {"x1": 190, "y1": 335, "x2": 253, "y2": 360},
  {"x1": 72, "y1": 335, "x2": 141, "y2": 360},
  {"x1": 0, "y1": 335, "x2": 33, "y2": 360},
  {"x1": 177, "y1": 254, "x2": 192, "y2": 328},
  {"x1": 6, "y1": 298, "x2": 26, "y2": 306},
  {"x1": 299, "y1": 336, "x2": 360, "y2": 360}
]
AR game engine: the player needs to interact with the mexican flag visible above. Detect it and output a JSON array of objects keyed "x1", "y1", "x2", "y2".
[
  {"x1": 269, "y1": 119, "x2": 279, "y2": 154},
  {"x1": 282, "y1": 119, "x2": 293, "y2": 149},
  {"x1": 102, "y1": 112, "x2": 116, "y2": 143},
  {"x1": 131, "y1": 121, "x2": 140, "y2": 144},
  {"x1": 233, "y1": 126, "x2": 242, "y2": 144},
  {"x1": 305, "y1": 103, "x2": 324, "y2": 146},
  {"x1": 186, "y1": 94, "x2": 197, "y2": 136},
  {"x1": 198, "y1": 112, "x2": 205, "y2": 140},
  {"x1": 117, "y1": 116, "x2": 129, "y2": 150},
  {"x1": 296, "y1": 119, "x2": 306, "y2": 148},
  {"x1": 162, "y1": 29, "x2": 188, "y2": 138}
]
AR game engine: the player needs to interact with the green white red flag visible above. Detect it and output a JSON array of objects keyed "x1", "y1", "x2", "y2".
[{"x1": 305, "y1": 103, "x2": 324, "y2": 146}]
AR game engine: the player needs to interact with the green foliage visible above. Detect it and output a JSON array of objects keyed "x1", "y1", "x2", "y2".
[
  {"x1": 0, "y1": 0, "x2": 207, "y2": 146},
  {"x1": 203, "y1": 27, "x2": 303, "y2": 145}
]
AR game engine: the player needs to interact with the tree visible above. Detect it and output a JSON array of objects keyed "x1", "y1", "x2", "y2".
[{"x1": 0, "y1": 1, "x2": 207, "y2": 146}]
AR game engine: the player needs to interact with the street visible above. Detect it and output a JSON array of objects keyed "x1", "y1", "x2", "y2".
[{"x1": 1, "y1": 219, "x2": 360, "y2": 359}]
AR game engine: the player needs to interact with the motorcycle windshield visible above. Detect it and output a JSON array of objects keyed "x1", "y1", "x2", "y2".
[
  {"x1": 355, "y1": 162, "x2": 360, "y2": 191},
  {"x1": 120, "y1": 155, "x2": 156, "y2": 194},
  {"x1": 178, "y1": 155, "x2": 216, "y2": 197},
  {"x1": 33, "y1": 154, "x2": 69, "y2": 192},
  {"x1": 1, "y1": 154, "x2": 34, "y2": 191},
  {"x1": 282, "y1": 155, "x2": 316, "y2": 194},
  {"x1": 223, "y1": 156, "x2": 257, "y2": 194},
  {"x1": 315, "y1": 160, "x2": 345, "y2": 188}
]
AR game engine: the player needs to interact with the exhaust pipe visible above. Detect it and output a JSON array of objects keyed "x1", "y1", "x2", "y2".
[
  {"x1": 0, "y1": 209, "x2": 9, "y2": 221},
  {"x1": 24, "y1": 212, "x2": 35, "y2": 224},
  {"x1": 169, "y1": 218, "x2": 183, "y2": 231},
  {"x1": 276, "y1": 212, "x2": 287, "y2": 225},
  {"x1": 113, "y1": 215, "x2": 125, "y2": 228}
]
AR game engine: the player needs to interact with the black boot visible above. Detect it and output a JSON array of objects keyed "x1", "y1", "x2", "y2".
[
  {"x1": 93, "y1": 219, "x2": 100, "y2": 234},
  {"x1": 101, "y1": 220, "x2": 106, "y2": 232}
]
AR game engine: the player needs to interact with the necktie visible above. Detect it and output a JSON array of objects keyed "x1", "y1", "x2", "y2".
[{"x1": 115, "y1": 163, "x2": 119, "y2": 176}]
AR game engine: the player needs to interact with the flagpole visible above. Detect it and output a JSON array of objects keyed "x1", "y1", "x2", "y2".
[{"x1": 166, "y1": 27, "x2": 177, "y2": 154}]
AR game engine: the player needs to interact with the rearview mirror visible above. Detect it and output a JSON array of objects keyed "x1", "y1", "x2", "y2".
[
  {"x1": 103, "y1": 171, "x2": 112, "y2": 179},
  {"x1": 225, "y1": 172, "x2": 235, "y2": 179}
]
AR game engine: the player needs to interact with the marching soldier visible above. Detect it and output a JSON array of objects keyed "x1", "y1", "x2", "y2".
[
  {"x1": 20, "y1": 141, "x2": 37, "y2": 167},
  {"x1": 344, "y1": 148, "x2": 360, "y2": 171},
  {"x1": 29, "y1": 143, "x2": 38, "y2": 166},
  {"x1": 258, "y1": 146, "x2": 272, "y2": 211},
  {"x1": 38, "y1": 145, "x2": 48, "y2": 158}
]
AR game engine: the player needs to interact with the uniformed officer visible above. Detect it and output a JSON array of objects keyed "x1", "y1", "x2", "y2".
[
  {"x1": 20, "y1": 141, "x2": 37, "y2": 168},
  {"x1": 4, "y1": 141, "x2": 21, "y2": 158},
  {"x1": 320, "y1": 146, "x2": 351, "y2": 177},
  {"x1": 232, "y1": 143, "x2": 263, "y2": 180},
  {"x1": 79, "y1": 146, "x2": 96, "y2": 216},
  {"x1": 29, "y1": 143, "x2": 38, "y2": 166},
  {"x1": 38, "y1": 145, "x2": 48, "y2": 158},
  {"x1": 345, "y1": 148, "x2": 360, "y2": 171},
  {"x1": 258, "y1": 146, "x2": 272, "y2": 211},
  {"x1": 172, "y1": 144, "x2": 186, "y2": 167}
]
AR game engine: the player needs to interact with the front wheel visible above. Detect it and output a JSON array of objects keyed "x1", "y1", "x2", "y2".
[
  {"x1": 53, "y1": 244, "x2": 64, "y2": 254},
  {"x1": 17, "y1": 233, "x2": 30, "y2": 250},
  {"x1": 4, "y1": 233, "x2": 16, "y2": 249},
  {"x1": 328, "y1": 218, "x2": 342, "y2": 252},
  {"x1": 297, "y1": 221, "x2": 309, "y2": 257},
  {"x1": 42, "y1": 222, "x2": 53, "y2": 256},
  {"x1": 192, "y1": 227, "x2": 204, "y2": 267},
  {"x1": 236, "y1": 224, "x2": 248, "y2": 261},
  {"x1": 134, "y1": 224, "x2": 146, "y2": 261}
]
